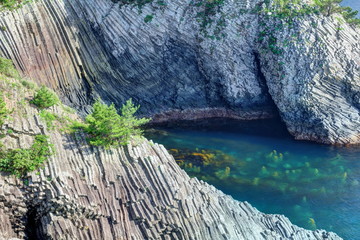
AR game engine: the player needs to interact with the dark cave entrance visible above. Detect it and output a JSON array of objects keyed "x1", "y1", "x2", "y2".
[{"x1": 24, "y1": 207, "x2": 41, "y2": 240}]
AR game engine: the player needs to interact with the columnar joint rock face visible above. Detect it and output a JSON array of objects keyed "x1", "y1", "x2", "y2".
[
  {"x1": 258, "y1": 9, "x2": 360, "y2": 144},
  {"x1": 0, "y1": 99, "x2": 342, "y2": 239},
  {"x1": 1, "y1": 0, "x2": 359, "y2": 144},
  {"x1": 0, "y1": 0, "x2": 274, "y2": 118}
]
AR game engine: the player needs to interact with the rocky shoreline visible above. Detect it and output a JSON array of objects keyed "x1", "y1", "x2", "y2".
[
  {"x1": 0, "y1": 88, "x2": 342, "y2": 239},
  {"x1": 150, "y1": 107, "x2": 275, "y2": 123},
  {"x1": 0, "y1": 0, "x2": 359, "y2": 238}
]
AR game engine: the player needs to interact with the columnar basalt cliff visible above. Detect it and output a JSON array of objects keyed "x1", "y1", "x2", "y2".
[
  {"x1": 0, "y1": 77, "x2": 341, "y2": 240},
  {"x1": 258, "y1": 11, "x2": 360, "y2": 144},
  {"x1": 0, "y1": 0, "x2": 358, "y2": 144},
  {"x1": 1, "y1": 0, "x2": 359, "y2": 144},
  {"x1": 0, "y1": 0, "x2": 275, "y2": 120}
]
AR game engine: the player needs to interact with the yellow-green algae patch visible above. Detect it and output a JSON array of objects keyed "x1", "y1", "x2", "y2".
[{"x1": 169, "y1": 147, "x2": 352, "y2": 197}]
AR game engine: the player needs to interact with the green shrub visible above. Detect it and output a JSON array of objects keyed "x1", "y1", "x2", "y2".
[
  {"x1": 0, "y1": 94, "x2": 9, "y2": 127},
  {"x1": 0, "y1": 57, "x2": 19, "y2": 78},
  {"x1": 39, "y1": 110, "x2": 57, "y2": 130},
  {"x1": 0, "y1": 135, "x2": 53, "y2": 177},
  {"x1": 144, "y1": 14, "x2": 154, "y2": 23},
  {"x1": 72, "y1": 99, "x2": 150, "y2": 148},
  {"x1": 20, "y1": 79, "x2": 36, "y2": 89},
  {"x1": 31, "y1": 86, "x2": 59, "y2": 109},
  {"x1": 0, "y1": 0, "x2": 30, "y2": 11}
]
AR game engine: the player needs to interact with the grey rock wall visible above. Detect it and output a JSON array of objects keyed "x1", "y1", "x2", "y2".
[
  {"x1": 0, "y1": 0, "x2": 275, "y2": 118},
  {"x1": 258, "y1": 11, "x2": 360, "y2": 144},
  {"x1": 0, "y1": 0, "x2": 359, "y2": 141}
]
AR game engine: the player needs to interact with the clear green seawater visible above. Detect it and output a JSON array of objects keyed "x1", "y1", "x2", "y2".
[{"x1": 145, "y1": 119, "x2": 360, "y2": 240}]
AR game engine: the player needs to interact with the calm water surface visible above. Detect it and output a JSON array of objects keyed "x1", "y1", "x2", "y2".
[
  {"x1": 145, "y1": 3, "x2": 360, "y2": 238},
  {"x1": 146, "y1": 119, "x2": 360, "y2": 240}
]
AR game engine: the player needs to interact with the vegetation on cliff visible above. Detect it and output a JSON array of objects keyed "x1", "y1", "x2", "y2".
[
  {"x1": 257, "y1": 0, "x2": 358, "y2": 88},
  {"x1": 113, "y1": 0, "x2": 359, "y2": 39},
  {"x1": 31, "y1": 86, "x2": 60, "y2": 109},
  {"x1": 72, "y1": 99, "x2": 150, "y2": 148},
  {"x1": 0, "y1": 113, "x2": 53, "y2": 179},
  {"x1": 0, "y1": 57, "x2": 57, "y2": 177},
  {"x1": 0, "y1": 94, "x2": 9, "y2": 127},
  {"x1": 115, "y1": 0, "x2": 166, "y2": 9},
  {"x1": 113, "y1": 0, "x2": 357, "y2": 46},
  {"x1": 267, "y1": 0, "x2": 360, "y2": 26},
  {"x1": 0, "y1": 58, "x2": 13, "y2": 127},
  {"x1": 314, "y1": 0, "x2": 358, "y2": 20},
  {"x1": 0, "y1": 135, "x2": 53, "y2": 177},
  {"x1": 0, "y1": 57, "x2": 19, "y2": 77},
  {"x1": 1, "y1": 56, "x2": 150, "y2": 178},
  {"x1": 0, "y1": 0, "x2": 30, "y2": 11}
]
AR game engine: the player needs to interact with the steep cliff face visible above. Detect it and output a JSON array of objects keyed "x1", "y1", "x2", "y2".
[
  {"x1": 0, "y1": 1, "x2": 359, "y2": 139},
  {"x1": 0, "y1": 0, "x2": 275, "y2": 120},
  {"x1": 0, "y1": 76, "x2": 341, "y2": 240},
  {"x1": 258, "y1": 11, "x2": 360, "y2": 144}
]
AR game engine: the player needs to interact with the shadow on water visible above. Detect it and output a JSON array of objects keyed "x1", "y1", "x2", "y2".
[{"x1": 145, "y1": 118, "x2": 360, "y2": 240}]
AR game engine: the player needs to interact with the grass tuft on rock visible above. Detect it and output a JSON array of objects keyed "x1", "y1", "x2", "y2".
[
  {"x1": 0, "y1": 0, "x2": 31, "y2": 11},
  {"x1": 0, "y1": 57, "x2": 19, "y2": 78}
]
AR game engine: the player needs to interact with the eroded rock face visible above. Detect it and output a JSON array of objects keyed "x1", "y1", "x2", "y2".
[
  {"x1": 258, "y1": 12, "x2": 360, "y2": 144},
  {"x1": 0, "y1": 87, "x2": 341, "y2": 239},
  {"x1": 0, "y1": 0, "x2": 276, "y2": 120},
  {"x1": 0, "y1": 3, "x2": 359, "y2": 142}
]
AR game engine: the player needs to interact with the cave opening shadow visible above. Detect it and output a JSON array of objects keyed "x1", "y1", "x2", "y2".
[
  {"x1": 147, "y1": 117, "x2": 293, "y2": 141},
  {"x1": 24, "y1": 206, "x2": 41, "y2": 240}
]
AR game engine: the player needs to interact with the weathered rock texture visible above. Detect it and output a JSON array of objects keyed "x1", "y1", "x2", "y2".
[
  {"x1": 0, "y1": 0, "x2": 275, "y2": 118},
  {"x1": 258, "y1": 11, "x2": 360, "y2": 144},
  {"x1": 0, "y1": 78, "x2": 341, "y2": 239},
  {"x1": 1, "y1": 0, "x2": 359, "y2": 144}
]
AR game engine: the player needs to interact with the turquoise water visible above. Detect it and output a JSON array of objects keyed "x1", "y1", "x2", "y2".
[{"x1": 146, "y1": 119, "x2": 360, "y2": 240}]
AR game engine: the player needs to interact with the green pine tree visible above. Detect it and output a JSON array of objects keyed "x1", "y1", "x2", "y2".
[
  {"x1": 313, "y1": 0, "x2": 343, "y2": 16},
  {"x1": 120, "y1": 99, "x2": 151, "y2": 145},
  {"x1": 81, "y1": 99, "x2": 150, "y2": 148}
]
